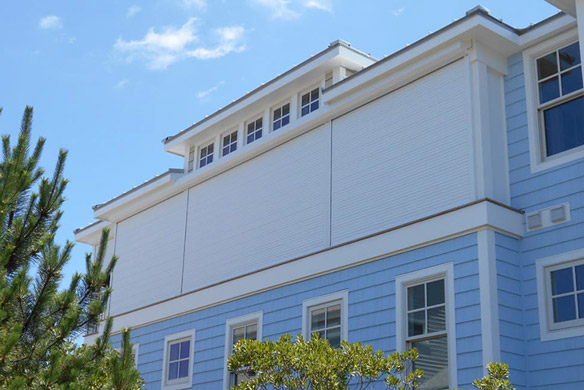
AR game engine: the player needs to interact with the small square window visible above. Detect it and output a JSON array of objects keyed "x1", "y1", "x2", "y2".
[
  {"x1": 300, "y1": 88, "x2": 320, "y2": 117},
  {"x1": 222, "y1": 131, "x2": 238, "y2": 157},
  {"x1": 199, "y1": 142, "x2": 214, "y2": 168},
  {"x1": 162, "y1": 330, "x2": 195, "y2": 390},
  {"x1": 302, "y1": 291, "x2": 347, "y2": 349},
  {"x1": 272, "y1": 103, "x2": 290, "y2": 131},
  {"x1": 246, "y1": 117, "x2": 263, "y2": 144}
]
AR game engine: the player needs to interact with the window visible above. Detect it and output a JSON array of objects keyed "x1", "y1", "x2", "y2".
[
  {"x1": 162, "y1": 329, "x2": 195, "y2": 390},
  {"x1": 199, "y1": 142, "x2": 214, "y2": 168},
  {"x1": 535, "y1": 41, "x2": 584, "y2": 157},
  {"x1": 536, "y1": 249, "x2": 584, "y2": 341},
  {"x1": 524, "y1": 32, "x2": 584, "y2": 172},
  {"x1": 396, "y1": 263, "x2": 456, "y2": 390},
  {"x1": 223, "y1": 312, "x2": 263, "y2": 390},
  {"x1": 302, "y1": 291, "x2": 348, "y2": 348},
  {"x1": 272, "y1": 103, "x2": 290, "y2": 131},
  {"x1": 222, "y1": 131, "x2": 238, "y2": 157},
  {"x1": 300, "y1": 87, "x2": 320, "y2": 117},
  {"x1": 246, "y1": 117, "x2": 263, "y2": 144}
]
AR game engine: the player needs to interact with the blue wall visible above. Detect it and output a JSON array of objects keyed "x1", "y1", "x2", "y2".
[
  {"x1": 503, "y1": 52, "x2": 584, "y2": 390},
  {"x1": 112, "y1": 234, "x2": 482, "y2": 389}
]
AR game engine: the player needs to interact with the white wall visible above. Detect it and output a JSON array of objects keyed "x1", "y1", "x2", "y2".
[
  {"x1": 181, "y1": 124, "x2": 331, "y2": 293},
  {"x1": 330, "y1": 60, "x2": 474, "y2": 245},
  {"x1": 110, "y1": 192, "x2": 188, "y2": 315}
]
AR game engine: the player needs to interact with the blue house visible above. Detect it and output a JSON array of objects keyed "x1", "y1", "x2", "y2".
[{"x1": 75, "y1": 1, "x2": 584, "y2": 389}]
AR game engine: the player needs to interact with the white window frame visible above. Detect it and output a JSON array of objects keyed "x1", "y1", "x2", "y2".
[
  {"x1": 161, "y1": 329, "x2": 196, "y2": 390},
  {"x1": 245, "y1": 115, "x2": 263, "y2": 145},
  {"x1": 395, "y1": 263, "x2": 457, "y2": 390},
  {"x1": 536, "y1": 248, "x2": 584, "y2": 341},
  {"x1": 523, "y1": 29, "x2": 584, "y2": 173},
  {"x1": 198, "y1": 139, "x2": 214, "y2": 169},
  {"x1": 299, "y1": 85, "x2": 320, "y2": 117},
  {"x1": 223, "y1": 311, "x2": 263, "y2": 390},
  {"x1": 221, "y1": 129, "x2": 238, "y2": 157},
  {"x1": 271, "y1": 100, "x2": 291, "y2": 132},
  {"x1": 302, "y1": 290, "x2": 348, "y2": 344}
]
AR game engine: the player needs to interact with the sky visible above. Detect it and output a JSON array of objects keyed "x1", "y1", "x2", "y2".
[{"x1": 0, "y1": 0, "x2": 561, "y2": 283}]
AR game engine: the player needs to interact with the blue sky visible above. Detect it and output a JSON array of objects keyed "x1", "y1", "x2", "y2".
[{"x1": 0, "y1": 0, "x2": 560, "y2": 281}]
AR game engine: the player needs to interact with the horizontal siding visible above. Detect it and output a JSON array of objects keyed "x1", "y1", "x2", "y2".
[
  {"x1": 110, "y1": 192, "x2": 187, "y2": 315},
  {"x1": 503, "y1": 52, "x2": 584, "y2": 389},
  {"x1": 330, "y1": 59, "x2": 473, "y2": 245},
  {"x1": 111, "y1": 234, "x2": 481, "y2": 390},
  {"x1": 181, "y1": 124, "x2": 331, "y2": 293}
]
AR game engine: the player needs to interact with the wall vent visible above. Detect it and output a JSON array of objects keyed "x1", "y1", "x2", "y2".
[{"x1": 525, "y1": 202, "x2": 571, "y2": 232}]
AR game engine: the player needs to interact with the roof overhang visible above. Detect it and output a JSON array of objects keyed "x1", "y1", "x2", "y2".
[{"x1": 547, "y1": 0, "x2": 577, "y2": 16}]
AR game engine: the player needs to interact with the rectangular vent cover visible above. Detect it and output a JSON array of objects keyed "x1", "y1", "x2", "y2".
[{"x1": 525, "y1": 202, "x2": 570, "y2": 232}]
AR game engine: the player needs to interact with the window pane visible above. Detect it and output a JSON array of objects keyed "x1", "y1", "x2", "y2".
[
  {"x1": 427, "y1": 306, "x2": 446, "y2": 333},
  {"x1": 544, "y1": 96, "x2": 584, "y2": 156},
  {"x1": 537, "y1": 52, "x2": 558, "y2": 80},
  {"x1": 208, "y1": 144, "x2": 213, "y2": 153},
  {"x1": 301, "y1": 106, "x2": 309, "y2": 116},
  {"x1": 233, "y1": 326, "x2": 245, "y2": 344},
  {"x1": 247, "y1": 134, "x2": 254, "y2": 144},
  {"x1": 427, "y1": 280, "x2": 445, "y2": 306},
  {"x1": 412, "y1": 337, "x2": 449, "y2": 390},
  {"x1": 256, "y1": 118, "x2": 262, "y2": 128},
  {"x1": 408, "y1": 310, "x2": 425, "y2": 337},
  {"x1": 311, "y1": 308, "x2": 326, "y2": 330},
  {"x1": 553, "y1": 295, "x2": 576, "y2": 322},
  {"x1": 274, "y1": 120, "x2": 281, "y2": 130},
  {"x1": 282, "y1": 116, "x2": 290, "y2": 126},
  {"x1": 168, "y1": 361, "x2": 179, "y2": 380},
  {"x1": 327, "y1": 305, "x2": 341, "y2": 327},
  {"x1": 180, "y1": 341, "x2": 190, "y2": 359},
  {"x1": 579, "y1": 293, "x2": 584, "y2": 319},
  {"x1": 178, "y1": 359, "x2": 189, "y2": 378},
  {"x1": 301, "y1": 93, "x2": 309, "y2": 106},
  {"x1": 408, "y1": 284, "x2": 425, "y2": 310},
  {"x1": 274, "y1": 108, "x2": 281, "y2": 120},
  {"x1": 310, "y1": 101, "x2": 319, "y2": 111},
  {"x1": 311, "y1": 88, "x2": 319, "y2": 101},
  {"x1": 170, "y1": 343, "x2": 180, "y2": 361},
  {"x1": 327, "y1": 327, "x2": 341, "y2": 348},
  {"x1": 283, "y1": 104, "x2": 290, "y2": 115},
  {"x1": 230, "y1": 144, "x2": 237, "y2": 153},
  {"x1": 539, "y1": 77, "x2": 560, "y2": 104},
  {"x1": 576, "y1": 265, "x2": 584, "y2": 290},
  {"x1": 561, "y1": 67, "x2": 583, "y2": 95},
  {"x1": 551, "y1": 268, "x2": 574, "y2": 295},
  {"x1": 246, "y1": 324, "x2": 257, "y2": 340},
  {"x1": 559, "y1": 42, "x2": 581, "y2": 70}
]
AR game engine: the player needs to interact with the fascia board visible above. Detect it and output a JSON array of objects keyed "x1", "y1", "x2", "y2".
[
  {"x1": 74, "y1": 220, "x2": 111, "y2": 245},
  {"x1": 546, "y1": 0, "x2": 576, "y2": 16},
  {"x1": 519, "y1": 14, "x2": 576, "y2": 48}
]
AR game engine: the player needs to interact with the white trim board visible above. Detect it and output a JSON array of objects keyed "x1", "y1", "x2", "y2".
[
  {"x1": 83, "y1": 200, "x2": 523, "y2": 342},
  {"x1": 395, "y1": 262, "x2": 458, "y2": 389}
]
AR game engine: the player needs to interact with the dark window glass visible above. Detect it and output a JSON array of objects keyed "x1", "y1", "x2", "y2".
[
  {"x1": 301, "y1": 93, "x2": 309, "y2": 106},
  {"x1": 427, "y1": 306, "x2": 446, "y2": 333},
  {"x1": 561, "y1": 68, "x2": 583, "y2": 95},
  {"x1": 408, "y1": 311, "x2": 425, "y2": 337},
  {"x1": 539, "y1": 77, "x2": 560, "y2": 104},
  {"x1": 327, "y1": 305, "x2": 341, "y2": 327},
  {"x1": 553, "y1": 295, "x2": 576, "y2": 322},
  {"x1": 311, "y1": 101, "x2": 319, "y2": 111},
  {"x1": 311, "y1": 88, "x2": 319, "y2": 101},
  {"x1": 412, "y1": 337, "x2": 449, "y2": 390},
  {"x1": 408, "y1": 284, "x2": 425, "y2": 310},
  {"x1": 543, "y1": 96, "x2": 584, "y2": 156},
  {"x1": 282, "y1": 104, "x2": 290, "y2": 115},
  {"x1": 537, "y1": 52, "x2": 558, "y2": 80},
  {"x1": 180, "y1": 341, "x2": 190, "y2": 359},
  {"x1": 301, "y1": 106, "x2": 309, "y2": 116},
  {"x1": 576, "y1": 265, "x2": 584, "y2": 290},
  {"x1": 551, "y1": 268, "x2": 574, "y2": 295},
  {"x1": 559, "y1": 42, "x2": 581, "y2": 71},
  {"x1": 311, "y1": 308, "x2": 325, "y2": 330},
  {"x1": 168, "y1": 362, "x2": 178, "y2": 380},
  {"x1": 427, "y1": 280, "x2": 445, "y2": 306},
  {"x1": 578, "y1": 293, "x2": 584, "y2": 319},
  {"x1": 282, "y1": 116, "x2": 290, "y2": 126},
  {"x1": 327, "y1": 327, "x2": 341, "y2": 348},
  {"x1": 170, "y1": 343, "x2": 179, "y2": 361}
]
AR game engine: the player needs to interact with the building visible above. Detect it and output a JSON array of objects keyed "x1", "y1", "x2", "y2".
[{"x1": 75, "y1": 1, "x2": 584, "y2": 389}]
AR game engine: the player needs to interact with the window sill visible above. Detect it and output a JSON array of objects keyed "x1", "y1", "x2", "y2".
[{"x1": 530, "y1": 146, "x2": 584, "y2": 174}]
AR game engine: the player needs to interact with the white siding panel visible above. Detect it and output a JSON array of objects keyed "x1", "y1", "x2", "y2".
[
  {"x1": 331, "y1": 60, "x2": 473, "y2": 245},
  {"x1": 182, "y1": 125, "x2": 331, "y2": 293},
  {"x1": 110, "y1": 192, "x2": 188, "y2": 315}
]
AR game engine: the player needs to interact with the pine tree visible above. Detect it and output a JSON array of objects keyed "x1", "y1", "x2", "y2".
[{"x1": 0, "y1": 106, "x2": 143, "y2": 389}]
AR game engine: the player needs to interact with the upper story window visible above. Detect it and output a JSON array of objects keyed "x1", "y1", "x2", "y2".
[
  {"x1": 536, "y1": 41, "x2": 584, "y2": 158},
  {"x1": 272, "y1": 103, "x2": 290, "y2": 131},
  {"x1": 224, "y1": 312, "x2": 263, "y2": 390},
  {"x1": 537, "y1": 250, "x2": 584, "y2": 341},
  {"x1": 246, "y1": 117, "x2": 263, "y2": 144},
  {"x1": 300, "y1": 87, "x2": 320, "y2": 117},
  {"x1": 302, "y1": 291, "x2": 348, "y2": 349},
  {"x1": 199, "y1": 142, "x2": 214, "y2": 168},
  {"x1": 222, "y1": 131, "x2": 238, "y2": 157},
  {"x1": 162, "y1": 329, "x2": 195, "y2": 390}
]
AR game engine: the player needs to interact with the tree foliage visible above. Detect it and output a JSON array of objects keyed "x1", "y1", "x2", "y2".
[
  {"x1": 470, "y1": 363, "x2": 515, "y2": 390},
  {"x1": 0, "y1": 106, "x2": 143, "y2": 389},
  {"x1": 227, "y1": 333, "x2": 423, "y2": 390}
]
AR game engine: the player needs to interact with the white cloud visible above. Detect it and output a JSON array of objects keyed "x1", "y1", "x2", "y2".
[
  {"x1": 196, "y1": 80, "x2": 225, "y2": 99},
  {"x1": 115, "y1": 79, "x2": 129, "y2": 89},
  {"x1": 303, "y1": 0, "x2": 332, "y2": 12},
  {"x1": 253, "y1": 0, "x2": 300, "y2": 20},
  {"x1": 39, "y1": 15, "x2": 63, "y2": 30},
  {"x1": 127, "y1": 5, "x2": 142, "y2": 17},
  {"x1": 392, "y1": 8, "x2": 405, "y2": 16},
  {"x1": 114, "y1": 19, "x2": 246, "y2": 70},
  {"x1": 182, "y1": 0, "x2": 207, "y2": 9}
]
